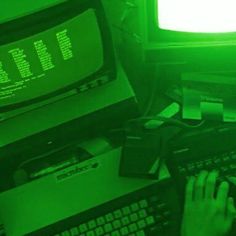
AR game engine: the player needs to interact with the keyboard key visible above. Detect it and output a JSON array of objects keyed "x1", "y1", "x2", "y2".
[
  {"x1": 61, "y1": 231, "x2": 70, "y2": 236},
  {"x1": 131, "y1": 203, "x2": 139, "y2": 212},
  {"x1": 163, "y1": 221, "x2": 170, "y2": 227},
  {"x1": 139, "y1": 200, "x2": 148, "y2": 209},
  {"x1": 86, "y1": 231, "x2": 95, "y2": 236},
  {"x1": 136, "y1": 230, "x2": 145, "y2": 236},
  {"x1": 114, "y1": 209, "x2": 122, "y2": 219},
  {"x1": 122, "y1": 206, "x2": 131, "y2": 215},
  {"x1": 121, "y1": 216, "x2": 130, "y2": 226},
  {"x1": 120, "y1": 226, "x2": 129, "y2": 235},
  {"x1": 149, "y1": 224, "x2": 163, "y2": 233},
  {"x1": 204, "y1": 160, "x2": 213, "y2": 166},
  {"x1": 129, "y1": 223, "x2": 138, "y2": 232},
  {"x1": 146, "y1": 216, "x2": 155, "y2": 225},
  {"x1": 196, "y1": 161, "x2": 204, "y2": 169},
  {"x1": 213, "y1": 158, "x2": 221, "y2": 164},
  {"x1": 111, "y1": 230, "x2": 120, "y2": 236},
  {"x1": 138, "y1": 209, "x2": 147, "y2": 218},
  {"x1": 220, "y1": 166, "x2": 229, "y2": 173},
  {"x1": 79, "y1": 224, "x2": 88, "y2": 233},
  {"x1": 113, "y1": 219, "x2": 122, "y2": 229},
  {"x1": 105, "y1": 213, "x2": 114, "y2": 222},
  {"x1": 230, "y1": 164, "x2": 236, "y2": 170},
  {"x1": 222, "y1": 155, "x2": 230, "y2": 162},
  {"x1": 96, "y1": 216, "x2": 105, "y2": 226},
  {"x1": 178, "y1": 166, "x2": 187, "y2": 174},
  {"x1": 157, "y1": 203, "x2": 167, "y2": 210},
  {"x1": 137, "y1": 219, "x2": 146, "y2": 229},
  {"x1": 231, "y1": 152, "x2": 236, "y2": 160},
  {"x1": 149, "y1": 195, "x2": 159, "y2": 203},
  {"x1": 130, "y1": 213, "x2": 139, "y2": 222},
  {"x1": 95, "y1": 227, "x2": 104, "y2": 236},
  {"x1": 186, "y1": 163, "x2": 195, "y2": 171},
  {"x1": 70, "y1": 227, "x2": 79, "y2": 236},
  {"x1": 104, "y1": 223, "x2": 113, "y2": 233},
  {"x1": 163, "y1": 211, "x2": 171, "y2": 218},
  {"x1": 88, "y1": 220, "x2": 96, "y2": 229}
]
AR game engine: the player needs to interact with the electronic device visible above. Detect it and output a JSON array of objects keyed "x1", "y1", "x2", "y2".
[
  {"x1": 182, "y1": 73, "x2": 236, "y2": 122},
  {"x1": 0, "y1": 148, "x2": 180, "y2": 236},
  {"x1": 140, "y1": 0, "x2": 236, "y2": 70},
  {"x1": 0, "y1": 0, "x2": 139, "y2": 192},
  {"x1": 27, "y1": 180, "x2": 180, "y2": 236},
  {"x1": 166, "y1": 124, "x2": 236, "y2": 235},
  {"x1": 0, "y1": 64, "x2": 138, "y2": 192},
  {"x1": 120, "y1": 129, "x2": 161, "y2": 179},
  {"x1": 166, "y1": 124, "x2": 236, "y2": 199},
  {"x1": 0, "y1": 0, "x2": 115, "y2": 112}
]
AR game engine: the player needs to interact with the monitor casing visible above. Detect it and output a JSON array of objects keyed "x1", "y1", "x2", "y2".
[
  {"x1": 140, "y1": 0, "x2": 236, "y2": 73},
  {"x1": 0, "y1": 0, "x2": 116, "y2": 112},
  {"x1": 0, "y1": 0, "x2": 139, "y2": 192}
]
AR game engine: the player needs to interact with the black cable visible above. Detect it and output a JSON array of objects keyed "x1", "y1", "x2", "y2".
[{"x1": 127, "y1": 115, "x2": 206, "y2": 129}]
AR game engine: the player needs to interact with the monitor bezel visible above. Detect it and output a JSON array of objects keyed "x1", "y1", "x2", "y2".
[{"x1": 0, "y1": 0, "x2": 116, "y2": 112}]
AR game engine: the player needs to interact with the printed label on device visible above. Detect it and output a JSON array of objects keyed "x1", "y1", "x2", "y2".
[{"x1": 54, "y1": 160, "x2": 100, "y2": 182}]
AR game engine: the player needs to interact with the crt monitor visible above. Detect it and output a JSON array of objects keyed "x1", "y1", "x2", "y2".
[
  {"x1": 0, "y1": 0, "x2": 116, "y2": 113},
  {"x1": 141, "y1": 0, "x2": 236, "y2": 67}
]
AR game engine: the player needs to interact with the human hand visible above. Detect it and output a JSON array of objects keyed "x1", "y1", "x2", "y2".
[{"x1": 181, "y1": 170, "x2": 236, "y2": 236}]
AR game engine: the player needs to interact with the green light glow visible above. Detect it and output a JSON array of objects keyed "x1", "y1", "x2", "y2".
[{"x1": 158, "y1": 0, "x2": 236, "y2": 33}]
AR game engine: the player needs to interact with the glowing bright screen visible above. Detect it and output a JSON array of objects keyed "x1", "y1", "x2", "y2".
[{"x1": 157, "y1": 0, "x2": 236, "y2": 33}]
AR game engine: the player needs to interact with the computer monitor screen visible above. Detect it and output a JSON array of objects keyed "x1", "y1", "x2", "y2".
[
  {"x1": 0, "y1": 0, "x2": 115, "y2": 111},
  {"x1": 143, "y1": 0, "x2": 236, "y2": 64},
  {"x1": 158, "y1": 0, "x2": 236, "y2": 33}
]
